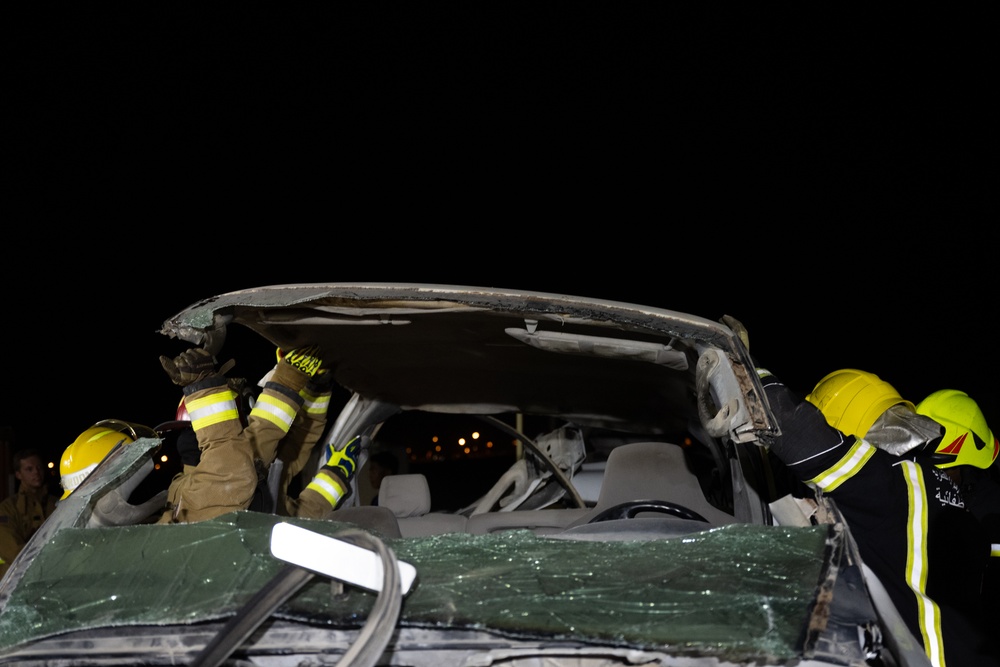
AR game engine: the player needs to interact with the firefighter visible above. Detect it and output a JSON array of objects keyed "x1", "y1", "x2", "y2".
[
  {"x1": 0, "y1": 448, "x2": 58, "y2": 578},
  {"x1": 915, "y1": 388, "x2": 1000, "y2": 608},
  {"x1": 56, "y1": 420, "x2": 159, "y2": 499},
  {"x1": 156, "y1": 345, "x2": 359, "y2": 523},
  {"x1": 761, "y1": 366, "x2": 996, "y2": 667}
]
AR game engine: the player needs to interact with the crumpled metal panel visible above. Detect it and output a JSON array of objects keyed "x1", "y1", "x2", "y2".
[{"x1": 0, "y1": 512, "x2": 832, "y2": 663}]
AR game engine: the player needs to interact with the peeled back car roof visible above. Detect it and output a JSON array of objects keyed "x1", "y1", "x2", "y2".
[{"x1": 157, "y1": 283, "x2": 776, "y2": 440}]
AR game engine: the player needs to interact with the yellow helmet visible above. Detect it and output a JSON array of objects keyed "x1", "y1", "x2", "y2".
[
  {"x1": 915, "y1": 389, "x2": 998, "y2": 469},
  {"x1": 805, "y1": 369, "x2": 913, "y2": 439},
  {"x1": 59, "y1": 420, "x2": 154, "y2": 499}
]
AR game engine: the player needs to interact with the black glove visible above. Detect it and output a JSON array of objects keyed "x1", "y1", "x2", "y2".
[
  {"x1": 304, "y1": 366, "x2": 335, "y2": 393},
  {"x1": 159, "y1": 348, "x2": 217, "y2": 387},
  {"x1": 175, "y1": 429, "x2": 201, "y2": 467}
]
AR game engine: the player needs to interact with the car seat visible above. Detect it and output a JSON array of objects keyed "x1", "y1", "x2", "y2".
[{"x1": 379, "y1": 474, "x2": 468, "y2": 537}]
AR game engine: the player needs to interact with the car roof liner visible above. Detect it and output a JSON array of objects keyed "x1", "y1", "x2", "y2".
[{"x1": 159, "y1": 283, "x2": 776, "y2": 440}]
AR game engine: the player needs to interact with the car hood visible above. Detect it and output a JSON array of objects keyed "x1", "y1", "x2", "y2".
[{"x1": 157, "y1": 283, "x2": 776, "y2": 442}]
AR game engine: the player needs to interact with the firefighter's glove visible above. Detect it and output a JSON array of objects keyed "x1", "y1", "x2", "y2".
[
  {"x1": 159, "y1": 348, "x2": 217, "y2": 387},
  {"x1": 277, "y1": 345, "x2": 326, "y2": 378},
  {"x1": 304, "y1": 435, "x2": 361, "y2": 511},
  {"x1": 305, "y1": 365, "x2": 335, "y2": 392},
  {"x1": 321, "y1": 435, "x2": 362, "y2": 486}
]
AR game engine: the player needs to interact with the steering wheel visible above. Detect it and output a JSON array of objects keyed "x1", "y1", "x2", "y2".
[{"x1": 587, "y1": 499, "x2": 710, "y2": 524}]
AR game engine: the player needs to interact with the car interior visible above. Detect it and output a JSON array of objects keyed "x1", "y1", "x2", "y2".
[{"x1": 271, "y1": 401, "x2": 757, "y2": 544}]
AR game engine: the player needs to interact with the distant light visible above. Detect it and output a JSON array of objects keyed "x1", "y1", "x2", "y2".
[
  {"x1": 431, "y1": 436, "x2": 439, "y2": 443},
  {"x1": 160, "y1": 455, "x2": 169, "y2": 463},
  {"x1": 47, "y1": 462, "x2": 55, "y2": 470},
  {"x1": 458, "y1": 437, "x2": 466, "y2": 446},
  {"x1": 463, "y1": 447, "x2": 470, "y2": 454},
  {"x1": 471, "y1": 431, "x2": 480, "y2": 440}
]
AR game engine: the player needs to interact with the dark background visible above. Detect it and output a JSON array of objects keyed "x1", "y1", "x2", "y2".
[{"x1": 4, "y1": 8, "x2": 995, "y2": 480}]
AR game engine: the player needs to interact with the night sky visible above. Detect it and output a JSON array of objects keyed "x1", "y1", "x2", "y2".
[{"x1": 6, "y1": 9, "x2": 995, "y2": 470}]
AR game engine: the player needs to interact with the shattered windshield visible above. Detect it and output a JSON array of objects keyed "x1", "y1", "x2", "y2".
[{"x1": 1, "y1": 512, "x2": 832, "y2": 663}]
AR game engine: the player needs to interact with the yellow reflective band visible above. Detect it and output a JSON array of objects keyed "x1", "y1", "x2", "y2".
[
  {"x1": 187, "y1": 391, "x2": 240, "y2": 429},
  {"x1": 900, "y1": 461, "x2": 943, "y2": 666},
  {"x1": 809, "y1": 440, "x2": 875, "y2": 492},
  {"x1": 991, "y1": 543, "x2": 1000, "y2": 558},
  {"x1": 305, "y1": 471, "x2": 346, "y2": 508},
  {"x1": 299, "y1": 389, "x2": 331, "y2": 416},
  {"x1": 250, "y1": 393, "x2": 297, "y2": 432}
]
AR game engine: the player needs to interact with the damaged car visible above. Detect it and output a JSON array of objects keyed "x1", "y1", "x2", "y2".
[{"x1": 0, "y1": 283, "x2": 931, "y2": 666}]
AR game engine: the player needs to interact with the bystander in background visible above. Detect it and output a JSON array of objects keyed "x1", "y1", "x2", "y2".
[{"x1": 0, "y1": 449, "x2": 59, "y2": 578}]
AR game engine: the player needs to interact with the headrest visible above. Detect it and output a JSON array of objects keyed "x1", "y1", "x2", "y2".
[
  {"x1": 593, "y1": 441, "x2": 735, "y2": 525},
  {"x1": 379, "y1": 474, "x2": 432, "y2": 518}
]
